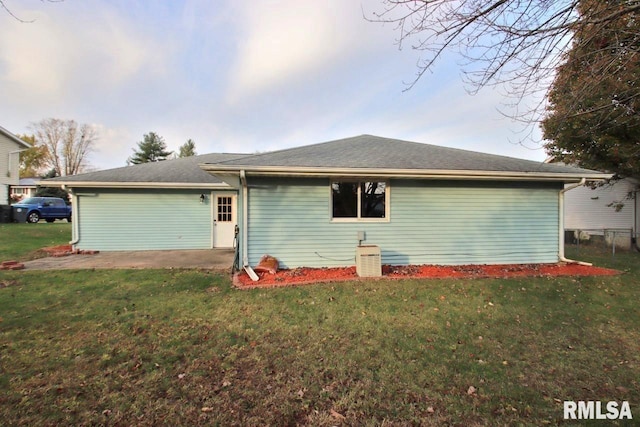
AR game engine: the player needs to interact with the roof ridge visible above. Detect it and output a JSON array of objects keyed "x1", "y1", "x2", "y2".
[
  {"x1": 211, "y1": 135, "x2": 377, "y2": 165},
  {"x1": 211, "y1": 134, "x2": 554, "y2": 171}
]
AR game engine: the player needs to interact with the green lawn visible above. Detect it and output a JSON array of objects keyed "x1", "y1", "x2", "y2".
[
  {"x1": 0, "y1": 222, "x2": 72, "y2": 261},
  {"x1": 0, "y1": 239, "x2": 638, "y2": 425}
]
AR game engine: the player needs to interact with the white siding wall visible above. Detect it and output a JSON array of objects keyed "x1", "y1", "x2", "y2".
[
  {"x1": 564, "y1": 180, "x2": 637, "y2": 233},
  {"x1": 246, "y1": 178, "x2": 561, "y2": 268},
  {"x1": 75, "y1": 189, "x2": 213, "y2": 251},
  {"x1": 0, "y1": 133, "x2": 22, "y2": 204}
]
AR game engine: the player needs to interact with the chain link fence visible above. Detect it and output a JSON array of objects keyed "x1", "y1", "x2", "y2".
[{"x1": 565, "y1": 228, "x2": 640, "y2": 255}]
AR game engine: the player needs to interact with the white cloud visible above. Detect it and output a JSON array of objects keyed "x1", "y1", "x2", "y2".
[
  {"x1": 227, "y1": 1, "x2": 381, "y2": 101},
  {"x1": 0, "y1": 3, "x2": 170, "y2": 105},
  {"x1": 0, "y1": 0, "x2": 548, "y2": 172},
  {"x1": 87, "y1": 124, "x2": 135, "y2": 171}
]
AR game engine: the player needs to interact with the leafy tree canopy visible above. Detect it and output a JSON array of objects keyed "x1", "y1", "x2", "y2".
[
  {"x1": 542, "y1": 0, "x2": 640, "y2": 180},
  {"x1": 17, "y1": 134, "x2": 47, "y2": 178},
  {"x1": 128, "y1": 132, "x2": 173, "y2": 164}
]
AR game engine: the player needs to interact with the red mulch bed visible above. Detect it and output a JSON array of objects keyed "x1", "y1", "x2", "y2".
[{"x1": 234, "y1": 263, "x2": 620, "y2": 289}]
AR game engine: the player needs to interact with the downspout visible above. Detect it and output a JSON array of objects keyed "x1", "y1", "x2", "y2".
[
  {"x1": 633, "y1": 189, "x2": 640, "y2": 252},
  {"x1": 7, "y1": 150, "x2": 27, "y2": 177},
  {"x1": 67, "y1": 187, "x2": 81, "y2": 246},
  {"x1": 559, "y1": 178, "x2": 592, "y2": 266},
  {"x1": 240, "y1": 170, "x2": 258, "y2": 281}
]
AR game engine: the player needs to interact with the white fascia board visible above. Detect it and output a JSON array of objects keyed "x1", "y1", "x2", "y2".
[
  {"x1": 200, "y1": 165, "x2": 613, "y2": 182},
  {"x1": 40, "y1": 181, "x2": 232, "y2": 189}
]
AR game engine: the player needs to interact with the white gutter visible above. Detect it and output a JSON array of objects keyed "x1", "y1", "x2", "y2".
[
  {"x1": 40, "y1": 181, "x2": 231, "y2": 190},
  {"x1": 200, "y1": 164, "x2": 611, "y2": 182},
  {"x1": 558, "y1": 178, "x2": 592, "y2": 266},
  {"x1": 240, "y1": 170, "x2": 258, "y2": 281}
]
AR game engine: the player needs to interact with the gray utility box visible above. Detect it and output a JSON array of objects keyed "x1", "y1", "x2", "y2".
[{"x1": 355, "y1": 245, "x2": 382, "y2": 277}]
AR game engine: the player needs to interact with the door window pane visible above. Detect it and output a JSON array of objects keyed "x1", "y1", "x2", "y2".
[{"x1": 217, "y1": 196, "x2": 232, "y2": 222}]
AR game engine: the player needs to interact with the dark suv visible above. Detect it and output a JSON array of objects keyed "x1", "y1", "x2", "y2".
[{"x1": 12, "y1": 197, "x2": 72, "y2": 223}]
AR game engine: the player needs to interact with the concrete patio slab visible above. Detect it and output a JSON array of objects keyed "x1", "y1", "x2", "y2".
[{"x1": 22, "y1": 249, "x2": 235, "y2": 270}]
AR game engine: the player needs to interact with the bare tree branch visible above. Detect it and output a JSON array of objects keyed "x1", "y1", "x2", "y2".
[
  {"x1": 30, "y1": 118, "x2": 98, "y2": 176},
  {"x1": 366, "y1": 0, "x2": 640, "y2": 124},
  {"x1": 0, "y1": 0, "x2": 64, "y2": 23}
]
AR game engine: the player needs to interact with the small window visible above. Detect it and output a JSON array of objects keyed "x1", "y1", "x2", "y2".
[
  {"x1": 331, "y1": 181, "x2": 387, "y2": 221},
  {"x1": 217, "y1": 196, "x2": 233, "y2": 222}
]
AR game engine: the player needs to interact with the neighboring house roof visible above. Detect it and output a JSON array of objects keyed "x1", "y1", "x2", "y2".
[
  {"x1": 44, "y1": 153, "x2": 250, "y2": 188},
  {"x1": 16, "y1": 178, "x2": 40, "y2": 187},
  {"x1": 0, "y1": 125, "x2": 30, "y2": 149},
  {"x1": 202, "y1": 135, "x2": 609, "y2": 182}
]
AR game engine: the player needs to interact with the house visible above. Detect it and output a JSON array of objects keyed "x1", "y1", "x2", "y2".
[
  {"x1": 0, "y1": 125, "x2": 31, "y2": 204},
  {"x1": 563, "y1": 178, "x2": 639, "y2": 248},
  {"x1": 45, "y1": 135, "x2": 609, "y2": 268},
  {"x1": 10, "y1": 177, "x2": 40, "y2": 202},
  {"x1": 45, "y1": 153, "x2": 248, "y2": 250}
]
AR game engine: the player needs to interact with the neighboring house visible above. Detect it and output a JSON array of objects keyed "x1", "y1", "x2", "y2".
[
  {"x1": 563, "y1": 178, "x2": 639, "y2": 246},
  {"x1": 45, "y1": 135, "x2": 609, "y2": 268},
  {"x1": 0, "y1": 125, "x2": 30, "y2": 204},
  {"x1": 10, "y1": 177, "x2": 40, "y2": 202}
]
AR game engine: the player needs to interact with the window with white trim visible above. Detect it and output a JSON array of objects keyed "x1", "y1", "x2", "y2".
[{"x1": 331, "y1": 181, "x2": 388, "y2": 221}]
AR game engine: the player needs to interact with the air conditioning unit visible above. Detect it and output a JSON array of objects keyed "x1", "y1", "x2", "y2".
[{"x1": 356, "y1": 245, "x2": 381, "y2": 277}]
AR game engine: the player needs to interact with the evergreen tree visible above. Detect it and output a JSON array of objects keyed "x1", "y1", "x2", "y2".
[
  {"x1": 178, "y1": 139, "x2": 197, "y2": 157},
  {"x1": 128, "y1": 132, "x2": 173, "y2": 164}
]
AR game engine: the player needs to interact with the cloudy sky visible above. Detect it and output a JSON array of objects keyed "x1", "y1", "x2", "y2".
[{"x1": 0, "y1": 0, "x2": 548, "y2": 172}]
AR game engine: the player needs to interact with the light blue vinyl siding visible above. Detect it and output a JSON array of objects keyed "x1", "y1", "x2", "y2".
[
  {"x1": 245, "y1": 178, "x2": 560, "y2": 268},
  {"x1": 75, "y1": 189, "x2": 213, "y2": 251}
]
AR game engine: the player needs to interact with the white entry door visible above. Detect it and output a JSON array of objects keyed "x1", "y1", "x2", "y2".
[{"x1": 212, "y1": 192, "x2": 237, "y2": 248}]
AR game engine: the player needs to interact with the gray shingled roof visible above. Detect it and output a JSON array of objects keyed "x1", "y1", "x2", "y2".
[
  {"x1": 46, "y1": 153, "x2": 249, "y2": 185},
  {"x1": 210, "y1": 135, "x2": 598, "y2": 175},
  {"x1": 46, "y1": 135, "x2": 608, "y2": 187}
]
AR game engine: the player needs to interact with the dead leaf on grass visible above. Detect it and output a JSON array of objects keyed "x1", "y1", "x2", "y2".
[
  {"x1": 467, "y1": 385, "x2": 477, "y2": 395},
  {"x1": 330, "y1": 409, "x2": 345, "y2": 420},
  {"x1": 201, "y1": 407, "x2": 214, "y2": 412}
]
